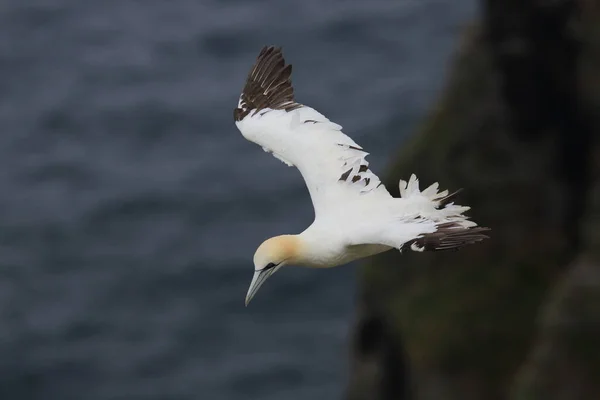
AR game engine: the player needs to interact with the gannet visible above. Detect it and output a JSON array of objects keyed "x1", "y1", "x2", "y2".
[{"x1": 234, "y1": 46, "x2": 490, "y2": 306}]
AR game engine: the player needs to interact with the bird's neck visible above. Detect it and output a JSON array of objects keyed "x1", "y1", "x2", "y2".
[{"x1": 292, "y1": 230, "x2": 341, "y2": 268}]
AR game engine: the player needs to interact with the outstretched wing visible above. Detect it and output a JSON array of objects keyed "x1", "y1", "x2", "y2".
[
  {"x1": 346, "y1": 174, "x2": 490, "y2": 252},
  {"x1": 234, "y1": 46, "x2": 392, "y2": 218}
]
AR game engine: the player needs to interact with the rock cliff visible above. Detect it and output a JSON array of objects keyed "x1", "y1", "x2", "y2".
[{"x1": 346, "y1": 1, "x2": 599, "y2": 399}]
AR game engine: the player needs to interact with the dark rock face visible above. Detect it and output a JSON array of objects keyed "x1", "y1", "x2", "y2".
[
  {"x1": 511, "y1": 258, "x2": 600, "y2": 399},
  {"x1": 347, "y1": 1, "x2": 600, "y2": 399},
  {"x1": 346, "y1": 304, "x2": 412, "y2": 400}
]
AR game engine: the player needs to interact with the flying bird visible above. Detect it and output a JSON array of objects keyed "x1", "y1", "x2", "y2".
[{"x1": 234, "y1": 46, "x2": 490, "y2": 305}]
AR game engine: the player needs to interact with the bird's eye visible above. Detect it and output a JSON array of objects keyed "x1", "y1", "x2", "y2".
[{"x1": 264, "y1": 262, "x2": 278, "y2": 271}]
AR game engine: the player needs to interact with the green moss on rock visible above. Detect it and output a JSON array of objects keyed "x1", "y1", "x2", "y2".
[{"x1": 349, "y1": 3, "x2": 600, "y2": 398}]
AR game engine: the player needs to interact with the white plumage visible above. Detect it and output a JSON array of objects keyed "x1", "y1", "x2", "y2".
[{"x1": 234, "y1": 46, "x2": 489, "y2": 305}]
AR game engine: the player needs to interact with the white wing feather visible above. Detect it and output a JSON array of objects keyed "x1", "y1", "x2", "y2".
[
  {"x1": 345, "y1": 174, "x2": 482, "y2": 251},
  {"x1": 235, "y1": 105, "x2": 391, "y2": 217}
]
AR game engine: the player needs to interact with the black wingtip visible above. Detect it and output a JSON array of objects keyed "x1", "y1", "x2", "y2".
[
  {"x1": 233, "y1": 46, "x2": 302, "y2": 122},
  {"x1": 407, "y1": 222, "x2": 491, "y2": 252}
]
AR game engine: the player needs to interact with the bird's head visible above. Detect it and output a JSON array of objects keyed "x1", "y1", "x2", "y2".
[{"x1": 245, "y1": 235, "x2": 301, "y2": 306}]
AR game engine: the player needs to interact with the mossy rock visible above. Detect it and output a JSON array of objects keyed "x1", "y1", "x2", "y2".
[{"x1": 349, "y1": 4, "x2": 600, "y2": 398}]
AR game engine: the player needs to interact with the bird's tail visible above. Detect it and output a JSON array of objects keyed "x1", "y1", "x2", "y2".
[{"x1": 396, "y1": 174, "x2": 490, "y2": 252}]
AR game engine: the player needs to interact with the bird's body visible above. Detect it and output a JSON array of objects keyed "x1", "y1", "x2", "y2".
[
  {"x1": 234, "y1": 46, "x2": 490, "y2": 304},
  {"x1": 299, "y1": 222, "x2": 392, "y2": 268}
]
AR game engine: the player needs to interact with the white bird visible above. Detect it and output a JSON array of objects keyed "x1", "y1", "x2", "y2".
[{"x1": 234, "y1": 46, "x2": 490, "y2": 305}]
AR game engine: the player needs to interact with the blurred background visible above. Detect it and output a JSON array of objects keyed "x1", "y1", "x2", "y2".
[{"x1": 2, "y1": 0, "x2": 599, "y2": 400}]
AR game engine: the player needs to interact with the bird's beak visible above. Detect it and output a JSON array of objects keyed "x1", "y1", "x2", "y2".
[{"x1": 245, "y1": 268, "x2": 276, "y2": 306}]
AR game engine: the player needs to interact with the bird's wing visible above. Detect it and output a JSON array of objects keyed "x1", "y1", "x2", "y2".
[
  {"x1": 234, "y1": 46, "x2": 392, "y2": 218},
  {"x1": 345, "y1": 174, "x2": 490, "y2": 252}
]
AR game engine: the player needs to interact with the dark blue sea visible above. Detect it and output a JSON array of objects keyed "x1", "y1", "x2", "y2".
[{"x1": 0, "y1": 1, "x2": 476, "y2": 399}]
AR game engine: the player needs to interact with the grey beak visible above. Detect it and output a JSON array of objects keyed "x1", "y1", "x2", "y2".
[{"x1": 245, "y1": 268, "x2": 276, "y2": 306}]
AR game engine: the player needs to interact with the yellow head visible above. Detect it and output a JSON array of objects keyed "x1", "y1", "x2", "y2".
[{"x1": 245, "y1": 235, "x2": 302, "y2": 306}]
